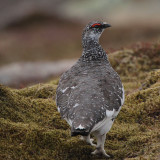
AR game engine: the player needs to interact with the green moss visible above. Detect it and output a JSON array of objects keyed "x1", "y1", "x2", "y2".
[
  {"x1": 0, "y1": 45, "x2": 160, "y2": 159},
  {"x1": 16, "y1": 83, "x2": 57, "y2": 99},
  {"x1": 109, "y1": 43, "x2": 160, "y2": 78},
  {"x1": 140, "y1": 70, "x2": 160, "y2": 90}
]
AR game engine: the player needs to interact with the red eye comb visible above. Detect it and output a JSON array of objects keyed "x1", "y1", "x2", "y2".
[{"x1": 91, "y1": 23, "x2": 101, "y2": 28}]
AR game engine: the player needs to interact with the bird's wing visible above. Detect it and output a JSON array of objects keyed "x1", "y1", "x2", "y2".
[
  {"x1": 99, "y1": 67, "x2": 124, "y2": 112},
  {"x1": 56, "y1": 61, "x2": 81, "y2": 118}
]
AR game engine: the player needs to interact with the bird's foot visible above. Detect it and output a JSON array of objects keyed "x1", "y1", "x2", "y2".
[
  {"x1": 80, "y1": 136, "x2": 85, "y2": 141},
  {"x1": 80, "y1": 136, "x2": 96, "y2": 147},
  {"x1": 91, "y1": 147, "x2": 110, "y2": 158},
  {"x1": 87, "y1": 138, "x2": 96, "y2": 147}
]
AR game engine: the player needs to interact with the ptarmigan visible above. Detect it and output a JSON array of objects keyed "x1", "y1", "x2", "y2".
[{"x1": 56, "y1": 21, "x2": 125, "y2": 158}]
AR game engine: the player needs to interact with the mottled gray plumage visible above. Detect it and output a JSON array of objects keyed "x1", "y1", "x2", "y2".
[{"x1": 56, "y1": 21, "x2": 124, "y2": 157}]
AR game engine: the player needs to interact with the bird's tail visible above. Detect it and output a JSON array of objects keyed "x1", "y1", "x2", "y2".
[
  {"x1": 71, "y1": 124, "x2": 89, "y2": 136},
  {"x1": 71, "y1": 116, "x2": 93, "y2": 136},
  {"x1": 70, "y1": 108, "x2": 94, "y2": 136}
]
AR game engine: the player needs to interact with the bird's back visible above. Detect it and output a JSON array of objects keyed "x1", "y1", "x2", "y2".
[{"x1": 56, "y1": 58, "x2": 123, "y2": 133}]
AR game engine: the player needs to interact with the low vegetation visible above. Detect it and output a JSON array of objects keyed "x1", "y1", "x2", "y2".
[{"x1": 0, "y1": 43, "x2": 160, "y2": 160}]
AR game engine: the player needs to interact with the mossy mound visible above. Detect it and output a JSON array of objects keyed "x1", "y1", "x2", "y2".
[
  {"x1": 1, "y1": 70, "x2": 160, "y2": 160},
  {"x1": 0, "y1": 44, "x2": 160, "y2": 159},
  {"x1": 140, "y1": 70, "x2": 160, "y2": 90},
  {"x1": 109, "y1": 43, "x2": 160, "y2": 78}
]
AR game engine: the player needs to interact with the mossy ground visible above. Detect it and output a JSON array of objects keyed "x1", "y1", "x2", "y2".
[{"x1": 0, "y1": 43, "x2": 160, "y2": 160}]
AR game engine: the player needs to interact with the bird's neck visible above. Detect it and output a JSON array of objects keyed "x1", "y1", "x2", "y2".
[{"x1": 82, "y1": 38, "x2": 108, "y2": 62}]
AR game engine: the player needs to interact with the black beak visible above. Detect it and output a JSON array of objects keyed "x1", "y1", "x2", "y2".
[{"x1": 102, "y1": 23, "x2": 111, "y2": 29}]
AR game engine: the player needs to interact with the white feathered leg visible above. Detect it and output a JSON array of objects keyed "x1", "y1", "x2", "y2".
[
  {"x1": 80, "y1": 135, "x2": 96, "y2": 146},
  {"x1": 91, "y1": 133, "x2": 110, "y2": 158}
]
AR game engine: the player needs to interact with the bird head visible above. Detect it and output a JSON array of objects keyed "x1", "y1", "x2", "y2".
[{"x1": 82, "y1": 21, "x2": 111, "y2": 42}]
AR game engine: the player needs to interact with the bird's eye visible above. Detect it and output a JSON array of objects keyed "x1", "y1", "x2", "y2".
[{"x1": 91, "y1": 23, "x2": 102, "y2": 28}]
